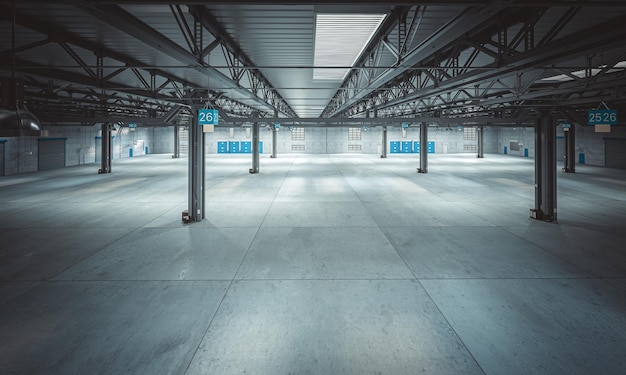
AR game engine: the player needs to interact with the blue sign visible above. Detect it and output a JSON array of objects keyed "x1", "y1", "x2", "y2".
[
  {"x1": 128, "y1": 123, "x2": 137, "y2": 128},
  {"x1": 588, "y1": 110, "x2": 617, "y2": 125},
  {"x1": 274, "y1": 123, "x2": 280, "y2": 129},
  {"x1": 198, "y1": 109, "x2": 219, "y2": 125},
  {"x1": 402, "y1": 123, "x2": 409, "y2": 128}
]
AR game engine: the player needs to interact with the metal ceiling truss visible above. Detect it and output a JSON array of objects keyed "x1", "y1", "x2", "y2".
[
  {"x1": 0, "y1": 5, "x2": 267, "y2": 123},
  {"x1": 70, "y1": 2, "x2": 296, "y2": 118},
  {"x1": 186, "y1": 5, "x2": 297, "y2": 118},
  {"x1": 322, "y1": 0, "x2": 517, "y2": 118},
  {"x1": 328, "y1": 6, "x2": 626, "y2": 121}
]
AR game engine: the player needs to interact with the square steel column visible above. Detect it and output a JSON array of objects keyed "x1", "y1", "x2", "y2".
[
  {"x1": 187, "y1": 112, "x2": 204, "y2": 222},
  {"x1": 381, "y1": 126, "x2": 388, "y2": 158},
  {"x1": 418, "y1": 122, "x2": 428, "y2": 173},
  {"x1": 98, "y1": 123, "x2": 112, "y2": 174},
  {"x1": 271, "y1": 125, "x2": 278, "y2": 158},
  {"x1": 173, "y1": 125, "x2": 180, "y2": 158},
  {"x1": 477, "y1": 125, "x2": 484, "y2": 158},
  {"x1": 531, "y1": 115, "x2": 557, "y2": 222},
  {"x1": 250, "y1": 122, "x2": 260, "y2": 173},
  {"x1": 563, "y1": 124, "x2": 576, "y2": 173}
]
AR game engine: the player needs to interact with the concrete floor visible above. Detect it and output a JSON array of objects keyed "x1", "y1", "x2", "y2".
[{"x1": 1, "y1": 153, "x2": 625, "y2": 375}]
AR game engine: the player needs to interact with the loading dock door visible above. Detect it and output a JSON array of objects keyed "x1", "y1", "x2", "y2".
[
  {"x1": 38, "y1": 138, "x2": 66, "y2": 170},
  {"x1": 605, "y1": 139, "x2": 626, "y2": 169}
]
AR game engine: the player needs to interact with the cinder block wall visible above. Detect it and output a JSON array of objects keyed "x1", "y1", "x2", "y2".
[
  {"x1": 497, "y1": 124, "x2": 626, "y2": 167},
  {"x1": 195, "y1": 125, "x2": 493, "y2": 155},
  {"x1": 0, "y1": 125, "x2": 156, "y2": 176}
]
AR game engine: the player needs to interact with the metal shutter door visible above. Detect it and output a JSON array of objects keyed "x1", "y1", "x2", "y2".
[
  {"x1": 605, "y1": 139, "x2": 626, "y2": 169},
  {"x1": 38, "y1": 139, "x2": 66, "y2": 170}
]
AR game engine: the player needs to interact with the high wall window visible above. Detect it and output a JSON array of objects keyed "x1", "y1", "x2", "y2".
[
  {"x1": 291, "y1": 127, "x2": 305, "y2": 141},
  {"x1": 463, "y1": 127, "x2": 477, "y2": 141},
  {"x1": 348, "y1": 127, "x2": 362, "y2": 141}
]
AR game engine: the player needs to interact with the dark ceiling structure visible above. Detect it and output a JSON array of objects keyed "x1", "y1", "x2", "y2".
[{"x1": 1, "y1": 0, "x2": 626, "y2": 127}]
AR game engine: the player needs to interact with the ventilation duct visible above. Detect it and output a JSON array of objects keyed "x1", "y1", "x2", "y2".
[{"x1": 0, "y1": 78, "x2": 42, "y2": 137}]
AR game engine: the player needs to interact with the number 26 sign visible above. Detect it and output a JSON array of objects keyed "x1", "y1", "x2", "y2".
[{"x1": 198, "y1": 109, "x2": 219, "y2": 125}]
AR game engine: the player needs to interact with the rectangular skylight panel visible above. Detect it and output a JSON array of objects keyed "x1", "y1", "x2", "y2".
[{"x1": 314, "y1": 13, "x2": 387, "y2": 80}]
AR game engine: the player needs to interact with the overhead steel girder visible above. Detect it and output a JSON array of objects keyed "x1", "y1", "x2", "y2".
[
  {"x1": 220, "y1": 115, "x2": 529, "y2": 126},
  {"x1": 187, "y1": 5, "x2": 297, "y2": 118},
  {"x1": 71, "y1": 2, "x2": 294, "y2": 117},
  {"x1": 0, "y1": 7, "x2": 265, "y2": 119},
  {"x1": 353, "y1": 14, "x2": 626, "y2": 117},
  {"x1": 324, "y1": 0, "x2": 515, "y2": 118}
]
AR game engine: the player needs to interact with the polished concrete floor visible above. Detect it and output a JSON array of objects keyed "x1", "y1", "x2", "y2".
[{"x1": 1, "y1": 153, "x2": 625, "y2": 375}]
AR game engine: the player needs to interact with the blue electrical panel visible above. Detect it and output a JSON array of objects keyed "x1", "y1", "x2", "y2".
[
  {"x1": 241, "y1": 141, "x2": 252, "y2": 153},
  {"x1": 427, "y1": 141, "x2": 435, "y2": 154},
  {"x1": 229, "y1": 141, "x2": 240, "y2": 153},
  {"x1": 390, "y1": 141, "x2": 401, "y2": 153},
  {"x1": 413, "y1": 141, "x2": 420, "y2": 153},
  {"x1": 401, "y1": 141, "x2": 413, "y2": 153},
  {"x1": 217, "y1": 141, "x2": 228, "y2": 153},
  {"x1": 259, "y1": 141, "x2": 264, "y2": 154}
]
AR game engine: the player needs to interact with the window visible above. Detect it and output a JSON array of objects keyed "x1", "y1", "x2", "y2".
[
  {"x1": 291, "y1": 144, "x2": 305, "y2": 151},
  {"x1": 291, "y1": 127, "x2": 305, "y2": 141},
  {"x1": 463, "y1": 144, "x2": 477, "y2": 152},
  {"x1": 314, "y1": 14, "x2": 387, "y2": 80},
  {"x1": 463, "y1": 127, "x2": 477, "y2": 141},
  {"x1": 348, "y1": 144, "x2": 362, "y2": 151},
  {"x1": 348, "y1": 127, "x2": 362, "y2": 141}
]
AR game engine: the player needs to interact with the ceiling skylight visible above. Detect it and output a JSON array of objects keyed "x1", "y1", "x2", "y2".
[
  {"x1": 541, "y1": 61, "x2": 626, "y2": 82},
  {"x1": 314, "y1": 13, "x2": 387, "y2": 81}
]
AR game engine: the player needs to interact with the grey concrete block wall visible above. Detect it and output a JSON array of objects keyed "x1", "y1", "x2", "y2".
[
  {"x1": 1, "y1": 136, "x2": 39, "y2": 175},
  {"x1": 158, "y1": 125, "x2": 500, "y2": 156},
  {"x1": 496, "y1": 124, "x2": 626, "y2": 167},
  {"x1": 497, "y1": 126, "x2": 535, "y2": 158},
  {"x1": 151, "y1": 126, "x2": 176, "y2": 154},
  {"x1": 112, "y1": 127, "x2": 152, "y2": 159},
  {"x1": 575, "y1": 124, "x2": 626, "y2": 166},
  {"x1": 0, "y1": 125, "x2": 157, "y2": 176},
  {"x1": 45, "y1": 125, "x2": 100, "y2": 166}
]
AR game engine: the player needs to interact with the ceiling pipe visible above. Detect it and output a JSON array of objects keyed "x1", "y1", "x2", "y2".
[{"x1": 0, "y1": 2, "x2": 42, "y2": 137}]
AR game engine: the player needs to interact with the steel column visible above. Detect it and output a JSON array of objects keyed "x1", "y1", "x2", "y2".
[
  {"x1": 477, "y1": 125, "x2": 484, "y2": 158},
  {"x1": 563, "y1": 124, "x2": 576, "y2": 173},
  {"x1": 187, "y1": 112, "x2": 204, "y2": 222},
  {"x1": 173, "y1": 125, "x2": 180, "y2": 158},
  {"x1": 531, "y1": 115, "x2": 557, "y2": 222},
  {"x1": 98, "y1": 123, "x2": 111, "y2": 174},
  {"x1": 381, "y1": 126, "x2": 388, "y2": 158},
  {"x1": 418, "y1": 122, "x2": 428, "y2": 173},
  {"x1": 271, "y1": 125, "x2": 278, "y2": 158},
  {"x1": 250, "y1": 122, "x2": 260, "y2": 173}
]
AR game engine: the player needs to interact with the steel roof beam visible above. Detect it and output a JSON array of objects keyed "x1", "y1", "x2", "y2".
[
  {"x1": 341, "y1": 13, "x2": 626, "y2": 117},
  {"x1": 324, "y1": 1, "x2": 515, "y2": 117},
  {"x1": 187, "y1": 5, "x2": 297, "y2": 118},
  {"x1": 71, "y1": 2, "x2": 295, "y2": 117}
]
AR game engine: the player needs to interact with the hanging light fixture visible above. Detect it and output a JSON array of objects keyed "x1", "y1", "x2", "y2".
[{"x1": 0, "y1": 2, "x2": 42, "y2": 137}]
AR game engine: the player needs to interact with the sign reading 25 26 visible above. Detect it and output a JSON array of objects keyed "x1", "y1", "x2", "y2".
[
  {"x1": 587, "y1": 110, "x2": 617, "y2": 125},
  {"x1": 198, "y1": 109, "x2": 219, "y2": 125}
]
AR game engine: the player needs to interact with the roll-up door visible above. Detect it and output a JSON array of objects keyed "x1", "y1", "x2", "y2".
[
  {"x1": 605, "y1": 138, "x2": 626, "y2": 169},
  {"x1": 38, "y1": 138, "x2": 66, "y2": 170}
]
